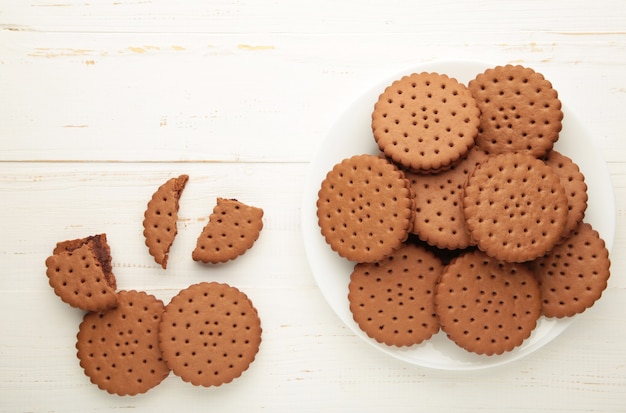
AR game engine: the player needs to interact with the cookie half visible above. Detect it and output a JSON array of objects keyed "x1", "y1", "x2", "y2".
[
  {"x1": 45, "y1": 234, "x2": 118, "y2": 312},
  {"x1": 316, "y1": 154, "x2": 414, "y2": 263},
  {"x1": 462, "y1": 152, "x2": 568, "y2": 262},
  {"x1": 348, "y1": 243, "x2": 444, "y2": 346},
  {"x1": 143, "y1": 174, "x2": 189, "y2": 269},
  {"x1": 192, "y1": 198, "x2": 264, "y2": 264},
  {"x1": 76, "y1": 290, "x2": 170, "y2": 396},
  {"x1": 468, "y1": 64, "x2": 563, "y2": 157},
  {"x1": 531, "y1": 222, "x2": 610, "y2": 318},
  {"x1": 158, "y1": 282, "x2": 262, "y2": 387},
  {"x1": 435, "y1": 250, "x2": 542, "y2": 355},
  {"x1": 372, "y1": 72, "x2": 480, "y2": 172}
]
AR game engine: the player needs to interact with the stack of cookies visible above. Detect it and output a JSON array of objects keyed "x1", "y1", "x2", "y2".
[
  {"x1": 45, "y1": 176, "x2": 265, "y2": 396},
  {"x1": 317, "y1": 65, "x2": 611, "y2": 356}
]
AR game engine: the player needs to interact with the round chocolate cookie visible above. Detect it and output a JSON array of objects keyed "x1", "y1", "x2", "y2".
[
  {"x1": 372, "y1": 72, "x2": 480, "y2": 172},
  {"x1": 348, "y1": 243, "x2": 444, "y2": 346},
  {"x1": 468, "y1": 64, "x2": 563, "y2": 157},
  {"x1": 76, "y1": 290, "x2": 170, "y2": 396},
  {"x1": 531, "y1": 222, "x2": 610, "y2": 318},
  {"x1": 462, "y1": 152, "x2": 568, "y2": 262},
  {"x1": 435, "y1": 250, "x2": 542, "y2": 355},
  {"x1": 316, "y1": 154, "x2": 414, "y2": 263},
  {"x1": 158, "y1": 282, "x2": 262, "y2": 387}
]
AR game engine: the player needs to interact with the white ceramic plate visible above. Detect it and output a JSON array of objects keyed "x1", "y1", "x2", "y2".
[{"x1": 301, "y1": 61, "x2": 616, "y2": 370}]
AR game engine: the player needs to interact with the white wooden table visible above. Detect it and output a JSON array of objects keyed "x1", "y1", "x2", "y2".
[{"x1": 2, "y1": 1, "x2": 625, "y2": 412}]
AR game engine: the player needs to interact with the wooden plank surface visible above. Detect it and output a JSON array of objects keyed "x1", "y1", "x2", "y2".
[{"x1": 1, "y1": 1, "x2": 626, "y2": 412}]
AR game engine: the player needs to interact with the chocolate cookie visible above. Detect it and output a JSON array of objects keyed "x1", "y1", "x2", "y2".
[
  {"x1": 53, "y1": 233, "x2": 116, "y2": 290},
  {"x1": 407, "y1": 147, "x2": 489, "y2": 249},
  {"x1": 158, "y1": 282, "x2": 262, "y2": 387},
  {"x1": 316, "y1": 154, "x2": 414, "y2": 263},
  {"x1": 192, "y1": 198, "x2": 264, "y2": 264},
  {"x1": 531, "y1": 222, "x2": 610, "y2": 318},
  {"x1": 348, "y1": 243, "x2": 444, "y2": 346},
  {"x1": 435, "y1": 250, "x2": 542, "y2": 355},
  {"x1": 143, "y1": 174, "x2": 189, "y2": 269},
  {"x1": 76, "y1": 290, "x2": 170, "y2": 395},
  {"x1": 468, "y1": 64, "x2": 563, "y2": 157},
  {"x1": 372, "y1": 72, "x2": 480, "y2": 172},
  {"x1": 543, "y1": 150, "x2": 588, "y2": 240},
  {"x1": 45, "y1": 234, "x2": 118, "y2": 312},
  {"x1": 462, "y1": 152, "x2": 568, "y2": 262}
]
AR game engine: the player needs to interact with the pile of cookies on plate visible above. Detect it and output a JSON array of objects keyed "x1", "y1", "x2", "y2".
[
  {"x1": 316, "y1": 64, "x2": 611, "y2": 356},
  {"x1": 44, "y1": 177, "x2": 264, "y2": 396}
]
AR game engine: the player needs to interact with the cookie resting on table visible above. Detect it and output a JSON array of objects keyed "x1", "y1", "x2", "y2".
[
  {"x1": 143, "y1": 174, "x2": 189, "y2": 269},
  {"x1": 192, "y1": 198, "x2": 264, "y2": 264},
  {"x1": 158, "y1": 282, "x2": 262, "y2": 387},
  {"x1": 45, "y1": 234, "x2": 118, "y2": 312},
  {"x1": 76, "y1": 290, "x2": 170, "y2": 396}
]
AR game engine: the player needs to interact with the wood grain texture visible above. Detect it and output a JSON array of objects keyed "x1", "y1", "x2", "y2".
[{"x1": 1, "y1": 1, "x2": 626, "y2": 411}]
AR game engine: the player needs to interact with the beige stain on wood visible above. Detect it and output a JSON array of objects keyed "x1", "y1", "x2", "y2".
[
  {"x1": 27, "y1": 45, "x2": 187, "y2": 59},
  {"x1": 126, "y1": 45, "x2": 186, "y2": 53},
  {"x1": 127, "y1": 45, "x2": 160, "y2": 54},
  {"x1": 30, "y1": 3, "x2": 72, "y2": 6},
  {"x1": 237, "y1": 44, "x2": 276, "y2": 51},
  {"x1": 28, "y1": 48, "x2": 96, "y2": 58}
]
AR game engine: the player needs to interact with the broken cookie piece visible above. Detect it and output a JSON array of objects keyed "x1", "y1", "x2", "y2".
[
  {"x1": 45, "y1": 234, "x2": 118, "y2": 312},
  {"x1": 192, "y1": 198, "x2": 263, "y2": 264},
  {"x1": 142, "y1": 174, "x2": 189, "y2": 269}
]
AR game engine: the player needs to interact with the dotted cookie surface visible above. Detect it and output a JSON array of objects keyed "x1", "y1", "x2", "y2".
[
  {"x1": 76, "y1": 290, "x2": 170, "y2": 396},
  {"x1": 372, "y1": 72, "x2": 480, "y2": 172},
  {"x1": 158, "y1": 282, "x2": 262, "y2": 387},
  {"x1": 143, "y1": 174, "x2": 189, "y2": 269},
  {"x1": 348, "y1": 243, "x2": 444, "y2": 346},
  {"x1": 407, "y1": 147, "x2": 488, "y2": 250},
  {"x1": 46, "y1": 236, "x2": 118, "y2": 312},
  {"x1": 192, "y1": 198, "x2": 264, "y2": 264},
  {"x1": 462, "y1": 152, "x2": 568, "y2": 262},
  {"x1": 53, "y1": 233, "x2": 117, "y2": 290},
  {"x1": 435, "y1": 250, "x2": 542, "y2": 355},
  {"x1": 543, "y1": 150, "x2": 588, "y2": 240},
  {"x1": 468, "y1": 64, "x2": 563, "y2": 157},
  {"x1": 531, "y1": 222, "x2": 610, "y2": 318},
  {"x1": 316, "y1": 154, "x2": 414, "y2": 263}
]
